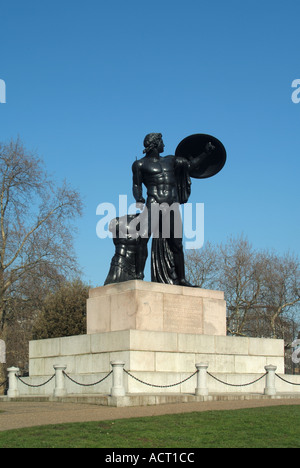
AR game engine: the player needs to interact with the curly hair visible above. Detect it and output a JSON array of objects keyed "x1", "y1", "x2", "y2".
[{"x1": 143, "y1": 133, "x2": 163, "y2": 154}]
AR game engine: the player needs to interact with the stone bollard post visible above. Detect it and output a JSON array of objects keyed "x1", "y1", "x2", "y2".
[
  {"x1": 53, "y1": 365, "x2": 67, "y2": 397},
  {"x1": 7, "y1": 367, "x2": 20, "y2": 398},
  {"x1": 264, "y1": 365, "x2": 277, "y2": 396},
  {"x1": 195, "y1": 363, "x2": 209, "y2": 396},
  {"x1": 110, "y1": 361, "x2": 126, "y2": 397}
]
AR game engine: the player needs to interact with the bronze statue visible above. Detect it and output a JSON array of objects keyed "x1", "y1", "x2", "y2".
[{"x1": 104, "y1": 133, "x2": 226, "y2": 286}]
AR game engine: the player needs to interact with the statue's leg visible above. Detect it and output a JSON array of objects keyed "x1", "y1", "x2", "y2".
[
  {"x1": 168, "y1": 208, "x2": 194, "y2": 287},
  {"x1": 135, "y1": 237, "x2": 149, "y2": 280},
  {"x1": 172, "y1": 246, "x2": 194, "y2": 287},
  {"x1": 135, "y1": 206, "x2": 152, "y2": 280},
  {"x1": 171, "y1": 240, "x2": 186, "y2": 283}
]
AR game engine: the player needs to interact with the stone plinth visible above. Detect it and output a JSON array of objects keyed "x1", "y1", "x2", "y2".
[
  {"x1": 16, "y1": 281, "x2": 290, "y2": 401},
  {"x1": 87, "y1": 281, "x2": 226, "y2": 336},
  {"x1": 25, "y1": 330, "x2": 285, "y2": 396}
]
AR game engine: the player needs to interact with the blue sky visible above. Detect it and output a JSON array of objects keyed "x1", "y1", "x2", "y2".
[{"x1": 1, "y1": 0, "x2": 299, "y2": 286}]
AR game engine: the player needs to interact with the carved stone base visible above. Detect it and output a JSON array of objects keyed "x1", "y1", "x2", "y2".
[{"x1": 87, "y1": 280, "x2": 227, "y2": 336}]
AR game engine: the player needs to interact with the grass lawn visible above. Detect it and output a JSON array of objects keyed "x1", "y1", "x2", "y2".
[{"x1": 0, "y1": 405, "x2": 299, "y2": 448}]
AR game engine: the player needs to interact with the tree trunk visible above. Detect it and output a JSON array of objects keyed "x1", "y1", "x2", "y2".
[
  {"x1": 0, "y1": 293, "x2": 7, "y2": 394},
  {"x1": 0, "y1": 363, "x2": 6, "y2": 395},
  {"x1": 0, "y1": 320, "x2": 7, "y2": 395}
]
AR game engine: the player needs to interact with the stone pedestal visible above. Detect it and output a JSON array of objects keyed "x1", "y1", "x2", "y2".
[
  {"x1": 19, "y1": 281, "x2": 287, "y2": 399},
  {"x1": 26, "y1": 329, "x2": 285, "y2": 396},
  {"x1": 87, "y1": 281, "x2": 227, "y2": 336}
]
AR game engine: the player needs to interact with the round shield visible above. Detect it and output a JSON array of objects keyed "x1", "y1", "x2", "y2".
[{"x1": 175, "y1": 134, "x2": 227, "y2": 179}]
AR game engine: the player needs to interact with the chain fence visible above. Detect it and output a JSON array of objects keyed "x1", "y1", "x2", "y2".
[
  {"x1": 63, "y1": 370, "x2": 113, "y2": 387},
  {"x1": 17, "y1": 374, "x2": 55, "y2": 388},
  {"x1": 207, "y1": 372, "x2": 267, "y2": 388},
  {"x1": 5, "y1": 365, "x2": 300, "y2": 395},
  {"x1": 124, "y1": 369, "x2": 300, "y2": 390},
  {"x1": 124, "y1": 369, "x2": 198, "y2": 388},
  {"x1": 15, "y1": 370, "x2": 300, "y2": 391},
  {"x1": 0, "y1": 379, "x2": 8, "y2": 389},
  {"x1": 275, "y1": 373, "x2": 300, "y2": 386}
]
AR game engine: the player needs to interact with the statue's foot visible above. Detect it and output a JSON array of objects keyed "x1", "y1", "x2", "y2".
[
  {"x1": 179, "y1": 279, "x2": 199, "y2": 288},
  {"x1": 135, "y1": 273, "x2": 145, "y2": 281}
]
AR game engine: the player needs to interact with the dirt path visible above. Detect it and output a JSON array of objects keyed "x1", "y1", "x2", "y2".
[{"x1": 1, "y1": 398, "x2": 300, "y2": 432}]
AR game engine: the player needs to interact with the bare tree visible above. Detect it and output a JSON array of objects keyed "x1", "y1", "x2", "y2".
[
  {"x1": 185, "y1": 242, "x2": 220, "y2": 289},
  {"x1": 218, "y1": 236, "x2": 264, "y2": 336},
  {"x1": 260, "y1": 251, "x2": 300, "y2": 339},
  {"x1": 0, "y1": 138, "x2": 83, "y2": 386},
  {"x1": 185, "y1": 236, "x2": 300, "y2": 341}
]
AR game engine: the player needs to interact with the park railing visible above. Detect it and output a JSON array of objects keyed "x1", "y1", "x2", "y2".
[{"x1": 4, "y1": 362, "x2": 300, "y2": 399}]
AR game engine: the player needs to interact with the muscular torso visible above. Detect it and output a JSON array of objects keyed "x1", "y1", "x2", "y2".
[{"x1": 138, "y1": 155, "x2": 179, "y2": 204}]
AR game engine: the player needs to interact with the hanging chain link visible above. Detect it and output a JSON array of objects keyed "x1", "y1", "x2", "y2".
[
  {"x1": 124, "y1": 369, "x2": 198, "y2": 388},
  {"x1": 0, "y1": 379, "x2": 8, "y2": 388},
  {"x1": 17, "y1": 374, "x2": 55, "y2": 388},
  {"x1": 207, "y1": 372, "x2": 267, "y2": 387},
  {"x1": 63, "y1": 370, "x2": 113, "y2": 387},
  {"x1": 275, "y1": 373, "x2": 300, "y2": 386}
]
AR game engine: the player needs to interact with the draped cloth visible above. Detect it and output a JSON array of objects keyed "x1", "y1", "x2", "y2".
[
  {"x1": 151, "y1": 238, "x2": 178, "y2": 285},
  {"x1": 175, "y1": 156, "x2": 192, "y2": 205}
]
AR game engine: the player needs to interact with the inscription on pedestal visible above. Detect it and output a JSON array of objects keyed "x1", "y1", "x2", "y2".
[{"x1": 163, "y1": 295, "x2": 203, "y2": 334}]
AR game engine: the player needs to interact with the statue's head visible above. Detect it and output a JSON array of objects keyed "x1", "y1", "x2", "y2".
[{"x1": 143, "y1": 133, "x2": 164, "y2": 155}]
